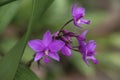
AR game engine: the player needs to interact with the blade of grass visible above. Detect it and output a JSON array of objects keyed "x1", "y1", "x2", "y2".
[
  {"x1": 14, "y1": 64, "x2": 39, "y2": 80},
  {"x1": 0, "y1": 0, "x2": 54, "y2": 80},
  {"x1": 0, "y1": 1, "x2": 19, "y2": 33},
  {"x1": 0, "y1": 0, "x2": 17, "y2": 6}
]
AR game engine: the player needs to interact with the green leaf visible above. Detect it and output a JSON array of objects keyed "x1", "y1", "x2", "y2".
[
  {"x1": 14, "y1": 64, "x2": 39, "y2": 80},
  {"x1": 0, "y1": 1, "x2": 19, "y2": 33},
  {"x1": 0, "y1": 0, "x2": 17, "y2": 6},
  {"x1": 0, "y1": 0, "x2": 54, "y2": 80}
]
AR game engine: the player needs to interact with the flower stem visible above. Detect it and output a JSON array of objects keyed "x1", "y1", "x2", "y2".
[
  {"x1": 69, "y1": 47, "x2": 79, "y2": 52},
  {"x1": 71, "y1": 48, "x2": 79, "y2": 52},
  {"x1": 58, "y1": 19, "x2": 73, "y2": 36},
  {"x1": 67, "y1": 45, "x2": 79, "y2": 52}
]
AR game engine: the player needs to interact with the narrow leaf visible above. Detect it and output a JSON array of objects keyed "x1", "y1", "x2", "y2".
[
  {"x1": 0, "y1": 0, "x2": 54, "y2": 80},
  {"x1": 14, "y1": 64, "x2": 39, "y2": 80},
  {"x1": 0, "y1": 0, "x2": 17, "y2": 6},
  {"x1": 0, "y1": 1, "x2": 19, "y2": 33}
]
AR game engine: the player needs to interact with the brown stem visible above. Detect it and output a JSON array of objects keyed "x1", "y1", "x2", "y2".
[
  {"x1": 71, "y1": 48, "x2": 79, "y2": 52},
  {"x1": 58, "y1": 19, "x2": 73, "y2": 36}
]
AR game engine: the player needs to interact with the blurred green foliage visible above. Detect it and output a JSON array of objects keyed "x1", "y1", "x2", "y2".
[
  {"x1": 0, "y1": 0, "x2": 120, "y2": 80},
  {"x1": 0, "y1": 0, "x2": 54, "y2": 80}
]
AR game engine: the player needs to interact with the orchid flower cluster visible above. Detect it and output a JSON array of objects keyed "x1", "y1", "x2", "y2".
[{"x1": 28, "y1": 4, "x2": 98, "y2": 66}]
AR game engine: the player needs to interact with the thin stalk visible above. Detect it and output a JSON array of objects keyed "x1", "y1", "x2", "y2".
[
  {"x1": 58, "y1": 19, "x2": 73, "y2": 36},
  {"x1": 70, "y1": 47, "x2": 79, "y2": 52},
  {"x1": 67, "y1": 45, "x2": 79, "y2": 52}
]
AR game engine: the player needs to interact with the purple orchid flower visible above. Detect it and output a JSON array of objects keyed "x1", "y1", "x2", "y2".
[
  {"x1": 27, "y1": 3, "x2": 98, "y2": 66},
  {"x1": 28, "y1": 31, "x2": 65, "y2": 63},
  {"x1": 78, "y1": 40, "x2": 98, "y2": 65},
  {"x1": 72, "y1": 4, "x2": 90, "y2": 28},
  {"x1": 77, "y1": 30, "x2": 98, "y2": 65},
  {"x1": 83, "y1": 40, "x2": 98, "y2": 65},
  {"x1": 77, "y1": 30, "x2": 87, "y2": 56}
]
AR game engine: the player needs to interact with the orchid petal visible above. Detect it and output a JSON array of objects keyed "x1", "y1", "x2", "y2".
[
  {"x1": 80, "y1": 30, "x2": 88, "y2": 38},
  {"x1": 78, "y1": 41, "x2": 86, "y2": 54},
  {"x1": 86, "y1": 40, "x2": 96, "y2": 52},
  {"x1": 61, "y1": 46, "x2": 72, "y2": 56},
  {"x1": 28, "y1": 39, "x2": 44, "y2": 52},
  {"x1": 72, "y1": 4, "x2": 85, "y2": 17},
  {"x1": 34, "y1": 52, "x2": 44, "y2": 62},
  {"x1": 48, "y1": 52, "x2": 60, "y2": 61},
  {"x1": 87, "y1": 56, "x2": 98, "y2": 64},
  {"x1": 77, "y1": 30, "x2": 88, "y2": 41},
  {"x1": 49, "y1": 40, "x2": 65, "y2": 52},
  {"x1": 43, "y1": 30, "x2": 52, "y2": 47},
  {"x1": 80, "y1": 19, "x2": 90, "y2": 24}
]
